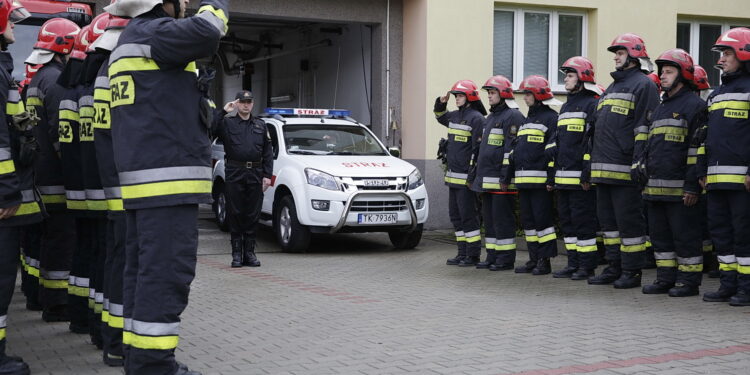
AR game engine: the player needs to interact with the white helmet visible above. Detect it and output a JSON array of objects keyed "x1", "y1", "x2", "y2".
[{"x1": 104, "y1": 0, "x2": 163, "y2": 18}]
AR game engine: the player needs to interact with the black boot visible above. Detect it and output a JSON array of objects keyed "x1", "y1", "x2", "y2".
[
  {"x1": 103, "y1": 352, "x2": 124, "y2": 367},
  {"x1": 476, "y1": 251, "x2": 496, "y2": 269},
  {"x1": 0, "y1": 356, "x2": 30, "y2": 375},
  {"x1": 458, "y1": 256, "x2": 480, "y2": 267},
  {"x1": 668, "y1": 283, "x2": 699, "y2": 297},
  {"x1": 489, "y1": 262, "x2": 514, "y2": 271},
  {"x1": 242, "y1": 236, "x2": 261, "y2": 267},
  {"x1": 729, "y1": 290, "x2": 750, "y2": 306},
  {"x1": 446, "y1": 253, "x2": 465, "y2": 266},
  {"x1": 588, "y1": 262, "x2": 621, "y2": 285},
  {"x1": 230, "y1": 238, "x2": 242, "y2": 268},
  {"x1": 553, "y1": 266, "x2": 577, "y2": 279},
  {"x1": 703, "y1": 287, "x2": 736, "y2": 302},
  {"x1": 642, "y1": 280, "x2": 673, "y2": 294},
  {"x1": 613, "y1": 270, "x2": 642, "y2": 289},
  {"x1": 570, "y1": 268, "x2": 595, "y2": 280},
  {"x1": 514, "y1": 260, "x2": 536, "y2": 273},
  {"x1": 532, "y1": 258, "x2": 551, "y2": 275}
]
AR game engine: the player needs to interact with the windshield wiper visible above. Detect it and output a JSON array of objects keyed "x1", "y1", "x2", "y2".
[
  {"x1": 287, "y1": 150, "x2": 318, "y2": 155},
  {"x1": 326, "y1": 151, "x2": 354, "y2": 155}
]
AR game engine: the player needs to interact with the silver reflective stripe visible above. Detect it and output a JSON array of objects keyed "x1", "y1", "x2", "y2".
[
  {"x1": 38, "y1": 185, "x2": 65, "y2": 195},
  {"x1": 483, "y1": 177, "x2": 500, "y2": 184},
  {"x1": 654, "y1": 252, "x2": 676, "y2": 260},
  {"x1": 78, "y1": 95, "x2": 94, "y2": 108},
  {"x1": 455, "y1": 231, "x2": 464, "y2": 236},
  {"x1": 515, "y1": 170, "x2": 547, "y2": 177},
  {"x1": 503, "y1": 152, "x2": 511, "y2": 159},
  {"x1": 446, "y1": 171, "x2": 468, "y2": 179},
  {"x1": 119, "y1": 166, "x2": 212, "y2": 185},
  {"x1": 520, "y1": 123, "x2": 548, "y2": 132},
  {"x1": 737, "y1": 257, "x2": 750, "y2": 266},
  {"x1": 103, "y1": 299, "x2": 109, "y2": 311},
  {"x1": 103, "y1": 187, "x2": 122, "y2": 199},
  {"x1": 26, "y1": 87, "x2": 42, "y2": 100},
  {"x1": 0, "y1": 147, "x2": 11, "y2": 160},
  {"x1": 484, "y1": 237, "x2": 496, "y2": 244},
  {"x1": 464, "y1": 230, "x2": 480, "y2": 238},
  {"x1": 688, "y1": 148, "x2": 698, "y2": 156},
  {"x1": 95, "y1": 292, "x2": 104, "y2": 303},
  {"x1": 131, "y1": 320, "x2": 180, "y2": 336},
  {"x1": 538, "y1": 227, "x2": 555, "y2": 237},
  {"x1": 604, "y1": 92, "x2": 635, "y2": 101},
  {"x1": 448, "y1": 122, "x2": 472, "y2": 131},
  {"x1": 678, "y1": 256, "x2": 704, "y2": 265},
  {"x1": 86, "y1": 189, "x2": 107, "y2": 200},
  {"x1": 564, "y1": 237, "x2": 577, "y2": 244},
  {"x1": 647, "y1": 179, "x2": 684, "y2": 188},
  {"x1": 489, "y1": 128, "x2": 504, "y2": 135},
  {"x1": 708, "y1": 92, "x2": 750, "y2": 106},
  {"x1": 59, "y1": 99, "x2": 77, "y2": 111},
  {"x1": 110, "y1": 43, "x2": 152, "y2": 63},
  {"x1": 109, "y1": 303, "x2": 124, "y2": 316},
  {"x1": 27, "y1": 258, "x2": 39, "y2": 267},
  {"x1": 555, "y1": 170, "x2": 582, "y2": 178},
  {"x1": 603, "y1": 231, "x2": 620, "y2": 238},
  {"x1": 651, "y1": 118, "x2": 687, "y2": 128},
  {"x1": 591, "y1": 163, "x2": 631, "y2": 173},
  {"x1": 524, "y1": 229, "x2": 537, "y2": 236},
  {"x1": 621, "y1": 236, "x2": 646, "y2": 246},
  {"x1": 0, "y1": 314, "x2": 6, "y2": 328},
  {"x1": 42, "y1": 270, "x2": 69, "y2": 280},
  {"x1": 89, "y1": 289, "x2": 95, "y2": 298},
  {"x1": 7, "y1": 90, "x2": 20, "y2": 102},
  {"x1": 124, "y1": 318, "x2": 133, "y2": 331},
  {"x1": 196, "y1": 10, "x2": 227, "y2": 36},
  {"x1": 496, "y1": 238, "x2": 515, "y2": 245},
  {"x1": 577, "y1": 238, "x2": 597, "y2": 246},
  {"x1": 95, "y1": 76, "x2": 109, "y2": 90},
  {"x1": 634, "y1": 126, "x2": 648, "y2": 135},
  {"x1": 707, "y1": 166, "x2": 748, "y2": 175},
  {"x1": 558, "y1": 111, "x2": 587, "y2": 120},
  {"x1": 68, "y1": 276, "x2": 90, "y2": 287},
  {"x1": 66, "y1": 190, "x2": 86, "y2": 200}
]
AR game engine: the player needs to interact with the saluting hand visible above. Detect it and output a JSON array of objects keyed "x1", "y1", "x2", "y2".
[
  {"x1": 439, "y1": 91, "x2": 451, "y2": 104},
  {"x1": 224, "y1": 100, "x2": 239, "y2": 112}
]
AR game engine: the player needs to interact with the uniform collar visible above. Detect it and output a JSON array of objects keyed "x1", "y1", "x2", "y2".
[
  {"x1": 610, "y1": 66, "x2": 642, "y2": 81},
  {"x1": 720, "y1": 69, "x2": 749, "y2": 85},
  {"x1": 662, "y1": 86, "x2": 691, "y2": 103}
]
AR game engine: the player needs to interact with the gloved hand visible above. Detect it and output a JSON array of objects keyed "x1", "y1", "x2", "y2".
[
  {"x1": 12, "y1": 111, "x2": 40, "y2": 131},
  {"x1": 631, "y1": 160, "x2": 648, "y2": 188}
]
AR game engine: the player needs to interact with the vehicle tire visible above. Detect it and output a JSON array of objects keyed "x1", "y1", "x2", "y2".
[
  {"x1": 273, "y1": 195, "x2": 310, "y2": 252},
  {"x1": 212, "y1": 181, "x2": 229, "y2": 232},
  {"x1": 388, "y1": 224, "x2": 423, "y2": 249}
]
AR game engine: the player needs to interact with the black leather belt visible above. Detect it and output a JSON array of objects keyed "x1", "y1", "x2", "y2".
[{"x1": 226, "y1": 159, "x2": 262, "y2": 168}]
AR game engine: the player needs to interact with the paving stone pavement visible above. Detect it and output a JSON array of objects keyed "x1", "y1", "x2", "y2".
[{"x1": 5, "y1": 218, "x2": 750, "y2": 375}]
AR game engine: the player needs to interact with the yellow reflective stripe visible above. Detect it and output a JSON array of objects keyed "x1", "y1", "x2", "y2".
[
  {"x1": 59, "y1": 109, "x2": 79, "y2": 121},
  {"x1": 88, "y1": 299, "x2": 95, "y2": 309},
  {"x1": 109, "y1": 57, "x2": 160, "y2": 77},
  {"x1": 42, "y1": 194, "x2": 65, "y2": 204},
  {"x1": 40, "y1": 278, "x2": 68, "y2": 289},
  {"x1": 197, "y1": 5, "x2": 229, "y2": 33},
  {"x1": 0, "y1": 328, "x2": 5, "y2": 340},
  {"x1": 577, "y1": 244, "x2": 598, "y2": 253},
  {"x1": 538, "y1": 233, "x2": 557, "y2": 243},
  {"x1": 643, "y1": 187, "x2": 684, "y2": 196},
  {"x1": 26, "y1": 97, "x2": 42, "y2": 106},
  {"x1": 555, "y1": 177, "x2": 581, "y2": 185},
  {"x1": 482, "y1": 183, "x2": 501, "y2": 189},
  {"x1": 697, "y1": 146, "x2": 705, "y2": 155},
  {"x1": 565, "y1": 243, "x2": 577, "y2": 251},
  {"x1": 456, "y1": 236, "x2": 466, "y2": 242},
  {"x1": 121, "y1": 180, "x2": 211, "y2": 200},
  {"x1": 621, "y1": 243, "x2": 646, "y2": 253},
  {"x1": 687, "y1": 156, "x2": 697, "y2": 165},
  {"x1": 649, "y1": 126, "x2": 688, "y2": 137},
  {"x1": 107, "y1": 198, "x2": 124, "y2": 211},
  {"x1": 707, "y1": 174, "x2": 746, "y2": 184},
  {"x1": 515, "y1": 177, "x2": 547, "y2": 184},
  {"x1": 87, "y1": 200, "x2": 109, "y2": 211},
  {"x1": 525, "y1": 235, "x2": 539, "y2": 243},
  {"x1": 598, "y1": 98, "x2": 635, "y2": 110},
  {"x1": 95, "y1": 303, "x2": 103, "y2": 314},
  {"x1": 603, "y1": 238, "x2": 621, "y2": 245},
  {"x1": 719, "y1": 263, "x2": 738, "y2": 271},
  {"x1": 68, "y1": 285, "x2": 89, "y2": 297},
  {"x1": 548, "y1": 161, "x2": 555, "y2": 168},
  {"x1": 703, "y1": 243, "x2": 714, "y2": 252},
  {"x1": 679, "y1": 264, "x2": 703, "y2": 273},
  {"x1": 434, "y1": 111, "x2": 447, "y2": 117},
  {"x1": 123, "y1": 331, "x2": 179, "y2": 350},
  {"x1": 101, "y1": 310, "x2": 110, "y2": 323},
  {"x1": 109, "y1": 315, "x2": 124, "y2": 329},
  {"x1": 448, "y1": 128, "x2": 471, "y2": 137},
  {"x1": 444, "y1": 177, "x2": 467, "y2": 185},
  {"x1": 485, "y1": 243, "x2": 495, "y2": 250},
  {"x1": 591, "y1": 170, "x2": 631, "y2": 181},
  {"x1": 518, "y1": 129, "x2": 545, "y2": 137},
  {"x1": 635, "y1": 133, "x2": 648, "y2": 141},
  {"x1": 738, "y1": 265, "x2": 750, "y2": 274},
  {"x1": 185, "y1": 61, "x2": 197, "y2": 74},
  {"x1": 583, "y1": 153, "x2": 591, "y2": 161},
  {"x1": 0, "y1": 159, "x2": 15, "y2": 174},
  {"x1": 495, "y1": 243, "x2": 516, "y2": 251},
  {"x1": 28, "y1": 266, "x2": 39, "y2": 278},
  {"x1": 709, "y1": 100, "x2": 750, "y2": 112},
  {"x1": 466, "y1": 235, "x2": 481, "y2": 243},
  {"x1": 67, "y1": 200, "x2": 88, "y2": 210},
  {"x1": 558, "y1": 118, "x2": 585, "y2": 126},
  {"x1": 6, "y1": 101, "x2": 24, "y2": 115},
  {"x1": 656, "y1": 259, "x2": 677, "y2": 267}
]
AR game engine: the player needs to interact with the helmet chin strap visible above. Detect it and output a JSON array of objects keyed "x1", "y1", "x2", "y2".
[{"x1": 169, "y1": 0, "x2": 181, "y2": 18}]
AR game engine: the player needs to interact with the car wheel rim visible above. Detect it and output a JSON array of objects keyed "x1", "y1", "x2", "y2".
[
  {"x1": 217, "y1": 193, "x2": 226, "y2": 224},
  {"x1": 280, "y1": 206, "x2": 291, "y2": 244}
]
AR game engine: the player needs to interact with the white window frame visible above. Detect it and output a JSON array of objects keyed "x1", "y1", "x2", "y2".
[
  {"x1": 678, "y1": 19, "x2": 733, "y2": 61},
  {"x1": 495, "y1": 7, "x2": 588, "y2": 93}
]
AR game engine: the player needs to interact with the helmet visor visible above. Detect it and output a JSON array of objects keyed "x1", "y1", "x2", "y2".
[{"x1": 9, "y1": 5, "x2": 30, "y2": 24}]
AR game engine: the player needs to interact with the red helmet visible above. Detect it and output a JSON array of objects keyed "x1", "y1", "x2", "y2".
[
  {"x1": 481, "y1": 75, "x2": 514, "y2": 99},
  {"x1": 70, "y1": 25, "x2": 91, "y2": 60},
  {"x1": 0, "y1": 0, "x2": 29, "y2": 34},
  {"x1": 519, "y1": 75, "x2": 554, "y2": 101},
  {"x1": 647, "y1": 72, "x2": 661, "y2": 93},
  {"x1": 87, "y1": 12, "x2": 109, "y2": 42},
  {"x1": 712, "y1": 27, "x2": 750, "y2": 62},
  {"x1": 560, "y1": 56, "x2": 596, "y2": 83},
  {"x1": 608, "y1": 33, "x2": 649, "y2": 58},
  {"x1": 33, "y1": 18, "x2": 81, "y2": 55},
  {"x1": 655, "y1": 48, "x2": 695, "y2": 82},
  {"x1": 450, "y1": 80, "x2": 480, "y2": 102},
  {"x1": 693, "y1": 65, "x2": 710, "y2": 90}
]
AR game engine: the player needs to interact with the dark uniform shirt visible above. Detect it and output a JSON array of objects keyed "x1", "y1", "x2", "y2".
[
  {"x1": 547, "y1": 90, "x2": 598, "y2": 189},
  {"x1": 504, "y1": 104, "x2": 558, "y2": 189},
  {"x1": 212, "y1": 110, "x2": 274, "y2": 180},
  {"x1": 470, "y1": 102, "x2": 525, "y2": 192},
  {"x1": 434, "y1": 99, "x2": 484, "y2": 187}
]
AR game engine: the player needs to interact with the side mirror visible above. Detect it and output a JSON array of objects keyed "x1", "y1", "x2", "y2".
[{"x1": 388, "y1": 147, "x2": 401, "y2": 158}]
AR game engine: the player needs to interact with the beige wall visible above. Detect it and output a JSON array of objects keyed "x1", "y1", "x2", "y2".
[{"x1": 401, "y1": 0, "x2": 750, "y2": 160}]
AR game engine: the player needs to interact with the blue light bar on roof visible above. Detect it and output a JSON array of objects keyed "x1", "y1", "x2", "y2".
[{"x1": 265, "y1": 108, "x2": 351, "y2": 117}]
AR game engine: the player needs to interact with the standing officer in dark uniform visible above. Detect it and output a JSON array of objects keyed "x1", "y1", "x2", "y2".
[{"x1": 212, "y1": 90, "x2": 273, "y2": 268}]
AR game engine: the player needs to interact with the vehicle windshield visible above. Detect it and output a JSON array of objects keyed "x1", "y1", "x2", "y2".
[
  {"x1": 283, "y1": 124, "x2": 388, "y2": 156},
  {"x1": 7, "y1": 24, "x2": 40, "y2": 82}
]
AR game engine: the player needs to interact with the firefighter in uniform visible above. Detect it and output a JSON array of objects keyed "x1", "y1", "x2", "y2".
[
  {"x1": 434, "y1": 80, "x2": 485, "y2": 266},
  {"x1": 470, "y1": 75, "x2": 524, "y2": 271},
  {"x1": 90, "y1": 9, "x2": 130, "y2": 367},
  {"x1": 212, "y1": 91, "x2": 272, "y2": 268},
  {"x1": 0, "y1": 2, "x2": 42, "y2": 374},
  {"x1": 639, "y1": 49, "x2": 706, "y2": 297},
  {"x1": 586, "y1": 33, "x2": 659, "y2": 289},
  {"x1": 105, "y1": 0, "x2": 228, "y2": 373},
  {"x1": 24, "y1": 17, "x2": 81, "y2": 321},
  {"x1": 698, "y1": 27, "x2": 750, "y2": 306},
  {"x1": 504, "y1": 75, "x2": 560, "y2": 275},
  {"x1": 546, "y1": 57, "x2": 603, "y2": 280}
]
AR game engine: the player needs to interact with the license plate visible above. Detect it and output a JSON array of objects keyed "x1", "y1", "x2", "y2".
[
  {"x1": 362, "y1": 179, "x2": 389, "y2": 187},
  {"x1": 357, "y1": 213, "x2": 398, "y2": 224}
]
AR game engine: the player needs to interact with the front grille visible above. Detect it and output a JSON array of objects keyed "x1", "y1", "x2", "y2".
[
  {"x1": 350, "y1": 200, "x2": 407, "y2": 212},
  {"x1": 341, "y1": 177, "x2": 406, "y2": 191}
]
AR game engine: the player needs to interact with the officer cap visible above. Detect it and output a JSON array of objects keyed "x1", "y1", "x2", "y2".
[{"x1": 235, "y1": 90, "x2": 254, "y2": 102}]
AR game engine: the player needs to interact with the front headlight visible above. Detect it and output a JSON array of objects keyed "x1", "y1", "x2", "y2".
[
  {"x1": 305, "y1": 168, "x2": 339, "y2": 191},
  {"x1": 407, "y1": 168, "x2": 424, "y2": 191}
]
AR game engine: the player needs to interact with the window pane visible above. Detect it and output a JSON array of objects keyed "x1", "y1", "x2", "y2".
[
  {"x1": 699, "y1": 24, "x2": 722, "y2": 87},
  {"x1": 524, "y1": 12, "x2": 549, "y2": 78},
  {"x1": 557, "y1": 15, "x2": 583, "y2": 83},
  {"x1": 731, "y1": 25, "x2": 750, "y2": 29},
  {"x1": 676, "y1": 23, "x2": 691, "y2": 53},
  {"x1": 493, "y1": 11, "x2": 514, "y2": 79}
]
